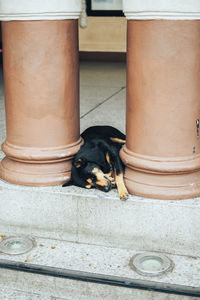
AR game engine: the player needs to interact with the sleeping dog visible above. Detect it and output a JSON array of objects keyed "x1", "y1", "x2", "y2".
[{"x1": 63, "y1": 126, "x2": 129, "y2": 201}]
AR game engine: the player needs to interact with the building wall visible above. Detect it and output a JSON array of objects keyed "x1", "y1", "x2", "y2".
[{"x1": 79, "y1": 17, "x2": 126, "y2": 52}]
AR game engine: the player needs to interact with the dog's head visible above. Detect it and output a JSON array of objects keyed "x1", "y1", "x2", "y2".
[{"x1": 71, "y1": 142, "x2": 112, "y2": 192}]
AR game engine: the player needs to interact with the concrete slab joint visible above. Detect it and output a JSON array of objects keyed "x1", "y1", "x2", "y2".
[
  {"x1": 121, "y1": 0, "x2": 200, "y2": 199},
  {"x1": 0, "y1": 0, "x2": 83, "y2": 186}
]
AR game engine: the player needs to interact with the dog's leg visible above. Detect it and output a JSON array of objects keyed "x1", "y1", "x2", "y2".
[
  {"x1": 104, "y1": 152, "x2": 116, "y2": 187},
  {"x1": 114, "y1": 169, "x2": 129, "y2": 201},
  {"x1": 108, "y1": 150, "x2": 129, "y2": 200},
  {"x1": 109, "y1": 152, "x2": 128, "y2": 200},
  {"x1": 99, "y1": 142, "x2": 129, "y2": 200},
  {"x1": 112, "y1": 153, "x2": 128, "y2": 201}
]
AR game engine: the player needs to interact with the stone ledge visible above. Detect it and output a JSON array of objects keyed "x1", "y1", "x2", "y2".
[{"x1": 0, "y1": 179, "x2": 199, "y2": 257}]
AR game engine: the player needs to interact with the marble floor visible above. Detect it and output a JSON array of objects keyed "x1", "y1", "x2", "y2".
[{"x1": 79, "y1": 61, "x2": 126, "y2": 133}]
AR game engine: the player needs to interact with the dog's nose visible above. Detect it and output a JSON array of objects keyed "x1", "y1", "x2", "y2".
[
  {"x1": 104, "y1": 185, "x2": 111, "y2": 192},
  {"x1": 94, "y1": 176, "x2": 112, "y2": 192},
  {"x1": 103, "y1": 178, "x2": 112, "y2": 192}
]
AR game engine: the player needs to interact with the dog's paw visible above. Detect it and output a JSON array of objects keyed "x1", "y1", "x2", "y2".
[{"x1": 119, "y1": 190, "x2": 129, "y2": 201}]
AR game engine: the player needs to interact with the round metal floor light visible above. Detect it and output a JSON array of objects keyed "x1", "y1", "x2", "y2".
[
  {"x1": 130, "y1": 252, "x2": 173, "y2": 276},
  {"x1": 0, "y1": 236, "x2": 35, "y2": 255}
]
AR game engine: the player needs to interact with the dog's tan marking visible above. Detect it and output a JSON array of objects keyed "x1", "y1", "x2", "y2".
[
  {"x1": 85, "y1": 184, "x2": 92, "y2": 189},
  {"x1": 105, "y1": 152, "x2": 114, "y2": 176},
  {"x1": 110, "y1": 137, "x2": 126, "y2": 144},
  {"x1": 87, "y1": 178, "x2": 93, "y2": 184},
  {"x1": 92, "y1": 168, "x2": 108, "y2": 187},
  {"x1": 106, "y1": 152, "x2": 111, "y2": 165},
  {"x1": 114, "y1": 171, "x2": 129, "y2": 201},
  {"x1": 86, "y1": 179, "x2": 93, "y2": 189}
]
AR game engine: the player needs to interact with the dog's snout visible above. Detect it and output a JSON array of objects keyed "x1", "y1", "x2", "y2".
[
  {"x1": 104, "y1": 183, "x2": 111, "y2": 192},
  {"x1": 102, "y1": 176, "x2": 112, "y2": 192},
  {"x1": 94, "y1": 175, "x2": 112, "y2": 192},
  {"x1": 91, "y1": 167, "x2": 113, "y2": 192}
]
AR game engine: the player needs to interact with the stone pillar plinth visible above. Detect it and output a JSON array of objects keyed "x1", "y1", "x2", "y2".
[
  {"x1": 120, "y1": 0, "x2": 200, "y2": 199},
  {"x1": 0, "y1": 1, "x2": 83, "y2": 186}
]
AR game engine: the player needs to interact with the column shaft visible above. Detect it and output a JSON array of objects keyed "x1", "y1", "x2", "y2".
[
  {"x1": 0, "y1": 20, "x2": 82, "y2": 186},
  {"x1": 120, "y1": 20, "x2": 200, "y2": 199}
]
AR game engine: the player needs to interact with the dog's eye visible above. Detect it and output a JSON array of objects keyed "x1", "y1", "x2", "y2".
[
  {"x1": 74, "y1": 158, "x2": 86, "y2": 168},
  {"x1": 90, "y1": 174, "x2": 96, "y2": 180}
]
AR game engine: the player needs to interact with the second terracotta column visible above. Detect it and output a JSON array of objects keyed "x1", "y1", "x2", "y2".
[{"x1": 121, "y1": 1, "x2": 200, "y2": 199}]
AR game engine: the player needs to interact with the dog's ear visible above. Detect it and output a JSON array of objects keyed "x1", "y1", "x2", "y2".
[{"x1": 73, "y1": 157, "x2": 86, "y2": 169}]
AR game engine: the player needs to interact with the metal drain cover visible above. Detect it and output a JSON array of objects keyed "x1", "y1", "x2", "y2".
[
  {"x1": 0, "y1": 236, "x2": 35, "y2": 255},
  {"x1": 130, "y1": 252, "x2": 173, "y2": 276}
]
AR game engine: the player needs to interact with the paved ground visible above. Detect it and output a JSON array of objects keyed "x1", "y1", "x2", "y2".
[{"x1": 79, "y1": 61, "x2": 126, "y2": 133}]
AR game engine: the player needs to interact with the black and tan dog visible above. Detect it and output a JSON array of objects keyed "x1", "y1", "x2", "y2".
[{"x1": 63, "y1": 126, "x2": 128, "y2": 200}]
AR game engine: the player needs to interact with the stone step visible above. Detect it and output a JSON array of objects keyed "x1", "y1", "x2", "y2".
[
  {"x1": 0, "y1": 236, "x2": 199, "y2": 300},
  {"x1": 0, "y1": 179, "x2": 200, "y2": 257}
]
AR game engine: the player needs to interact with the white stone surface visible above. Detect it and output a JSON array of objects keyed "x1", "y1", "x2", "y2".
[
  {"x1": 80, "y1": 85, "x2": 120, "y2": 120},
  {"x1": 123, "y1": 0, "x2": 200, "y2": 20},
  {"x1": 0, "y1": 181, "x2": 200, "y2": 258},
  {"x1": 81, "y1": 87, "x2": 126, "y2": 133},
  {"x1": 0, "y1": 237, "x2": 199, "y2": 299},
  {"x1": 0, "y1": 0, "x2": 82, "y2": 20},
  {"x1": 0, "y1": 288, "x2": 43, "y2": 300}
]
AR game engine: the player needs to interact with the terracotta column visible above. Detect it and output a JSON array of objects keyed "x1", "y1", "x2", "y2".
[
  {"x1": 121, "y1": 1, "x2": 200, "y2": 199},
  {"x1": 0, "y1": 1, "x2": 83, "y2": 186}
]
